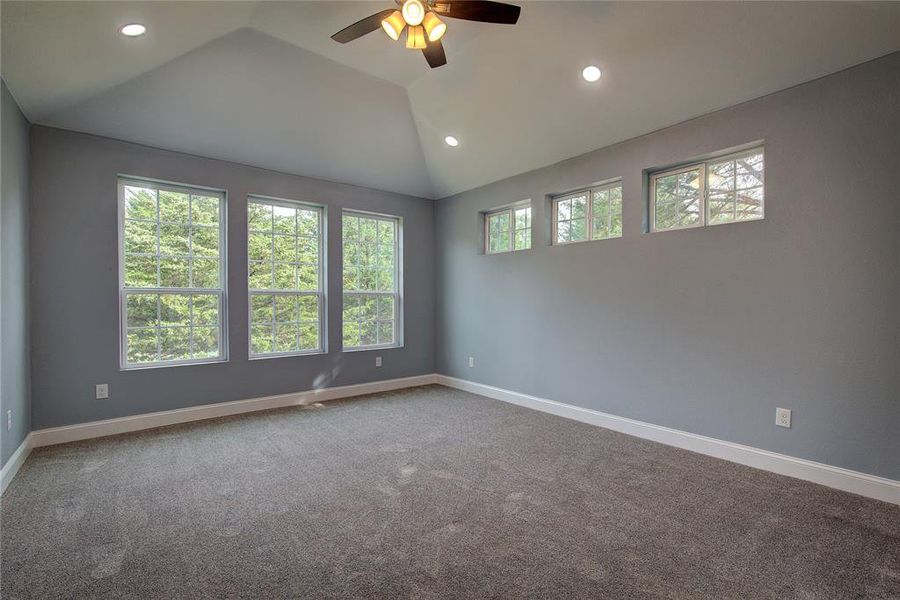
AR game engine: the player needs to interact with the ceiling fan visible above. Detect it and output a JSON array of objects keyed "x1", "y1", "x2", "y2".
[{"x1": 331, "y1": 0, "x2": 521, "y2": 68}]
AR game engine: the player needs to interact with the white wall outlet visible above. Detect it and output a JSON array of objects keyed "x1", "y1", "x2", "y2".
[
  {"x1": 375, "y1": 356, "x2": 382, "y2": 367},
  {"x1": 776, "y1": 407, "x2": 791, "y2": 428},
  {"x1": 96, "y1": 383, "x2": 109, "y2": 400},
  {"x1": 468, "y1": 356, "x2": 475, "y2": 368},
  {"x1": 6, "y1": 410, "x2": 11, "y2": 431}
]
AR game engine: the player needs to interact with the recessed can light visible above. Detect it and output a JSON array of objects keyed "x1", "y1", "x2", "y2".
[
  {"x1": 582, "y1": 65, "x2": 602, "y2": 82},
  {"x1": 445, "y1": 135, "x2": 459, "y2": 147},
  {"x1": 120, "y1": 23, "x2": 147, "y2": 37}
]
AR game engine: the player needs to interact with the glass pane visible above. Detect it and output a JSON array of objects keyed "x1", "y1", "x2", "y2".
[
  {"x1": 609, "y1": 186, "x2": 623, "y2": 238},
  {"x1": 159, "y1": 327, "x2": 191, "y2": 361},
  {"x1": 274, "y1": 294, "x2": 298, "y2": 323},
  {"x1": 377, "y1": 320, "x2": 394, "y2": 345},
  {"x1": 343, "y1": 216, "x2": 359, "y2": 242},
  {"x1": 571, "y1": 195, "x2": 587, "y2": 219},
  {"x1": 124, "y1": 186, "x2": 157, "y2": 220},
  {"x1": 159, "y1": 294, "x2": 190, "y2": 327},
  {"x1": 570, "y1": 218, "x2": 587, "y2": 242},
  {"x1": 274, "y1": 323, "x2": 299, "y2": 353},
  {"x1": 359, "y1": 320, "x2": 377, "y2": 346},
  {"x1": 272, "y1": 205, "x2": 295, "y2": 234},
  {"x1": 342, "y1": 319, "x2": 360, "y2": 348},
  {"x1": 192, "y1": 326, "x2": 218, "y2": 359},
  {"x1": 297, "y1": 210, "x2": 319, "y2": 237},
  {"x1": 557, "y1": 199, "x2": 571, "y2": 221},
  {"x1": 298, "y1": 264, "x2": 318, "y2": 291},
  {"x1": 124, "y1": 254, "x2": 157, "y2": 288},
  {"x1": 514, "y1": 229, "x2": 531, "y2": 251},
  {"x1": 248, "y1": 202, "x2": 272, "y2": 232},
  {"x1": 342, "y1": 294, "x2": 359, "y2": 321},
  {"x1": 191, "y1": 195, "x2": 219, "y2": 227},
  {"x1": 359, "y1": 268, "x2": 377, "y2": 291},
  {"x1": 191, "y1": 227, "x2": 218, "y2": 257},
  {"x1": 377, "y1": 296, "x2": 394, "y2": 320},
  {"x1": 124, "y1": 219, "x2": 157, "y2": 255},
  {"x1": 514, "y1": 207, "x2": 531, "y2": 229},
  {"x1": 159, "y1": 190, "x2": 189, "y2": 223},
  {"x1": 708, "y1": 192, "x2": 735, "y2": 225},
  {"x1": 192, "y1": 294, "x2": 218, "y2": 325},
  {"x1": 376, "y1": 269, "x2": 394, "y2": 292},
  {"x1": 299, "y1": 322, "x2": 319, "y2": 351},
  {"x1": 159, "y1": 224, "x2": 190, "y2": 256},
  {"x1": 272, "y1": 234, "x2": 295, "y2": 263},
  {"x1": 556, "y1": 220, "x2": 570, "y2": 244},
  {"x1": 360, "y1": 218, "x2": 378, "y2": 243},
  {"x1": 191, "y1": 258, "x2": 219, "y2": 289},
  {"x1": 249, "y1": 261, "x2": 273, "y2": 289},
  {"x1": 736, "y1": 153, "x2": 764, "y2": 188},
  {"x1": 251, "y1": 294, "x2": 274, "y2": 324},
  {"x1": 377, "y1": 219, "x2": 394, "y2": 244},
  {"x1": 359, "y1": 296, "x2": 377, "y2": 320},
  {"x1": 126, "y1": 293, "x2": 158, "y2": 328},
  {"x1": 251, "y1": 325, "x2": 274, "y2": 355},
  {"x1": 708, "y1": 159, "x2": 735, "y2": 194},
  {"x1": 298, "y1": 237, "x2": 318, "y2": 264},
  {"x1": 736, "y1": 187, "x2": 764, "y2": 221},
  {"x1": 273, "y1": 262, "x2": 295, "y2": 289},
  {"x1": 127, "y1": 328, "x2": 158, "y2": 364},
  {"x1": 159, "y1": 258, "x2": 189, "y2": 288},
  {"x1": 248, "y1": 232, "x2": 272, "y2": 262},
  {"x1": 299, "y1": 295, "x2": 319, "y2": 321}
]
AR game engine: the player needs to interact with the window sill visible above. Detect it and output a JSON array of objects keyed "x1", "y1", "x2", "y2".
[
  {"x1": 249, "y1": 349, "x2": 327, "y2": 361},
  {"x1": 120, "y1": 357, "x2": 228, "y2": 372},
  {"x1": 342, "y1": 344, "x2": 403, "y2": 353}
]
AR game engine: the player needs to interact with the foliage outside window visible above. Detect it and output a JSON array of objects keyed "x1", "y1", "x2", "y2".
[
  {"x1": 651, "y1": 148, "x2": 764, "y2": 231},
  {"x1": 342, "y1": 211, "x2": 401, "y2": 350},
  {"x1": 553, "y1": 182, "x2": 623, "y2": 245},
  {"x1": 248, "y1": 197, "x2": 323, "y2": 357},
  {"x1": 119, "y1": 178, "x2": 225, "y2": 368},
  {"x1": 486, "y1": 204, "x2": 531, "y2": 254}
]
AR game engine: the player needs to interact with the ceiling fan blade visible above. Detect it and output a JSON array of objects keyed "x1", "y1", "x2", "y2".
[
  {"x1": 331, "y1": 9, "x2": 396, "y2": 43},
  {"x1": 422, "y1": 40, "x2": 447, "y2": 68},
  {"x1": 433, "y1": 1, "x2": 521, "y2": 24}
]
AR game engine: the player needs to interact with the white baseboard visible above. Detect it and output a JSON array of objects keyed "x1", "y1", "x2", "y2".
[
  {"x1": 28, "y1": 374, "x2": 438, "y2": 449},
  {"x1": 434, "y1": 374, "x2": 900, "y2": 506},
  {"x1": 1, "y1": 434, "x2": 34, "y2": 496}
]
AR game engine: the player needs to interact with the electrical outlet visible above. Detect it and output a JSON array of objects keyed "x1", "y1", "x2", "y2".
[
  {"x1": 375, "y1": 356, "x2": 382, "y2": 367},
  {"x1": 775, "y1": 407, "x2": 791, "y2": 428},
  {"x1": 468, "y1": 356, "x2": 475, "y2": 368},
  {"x1": 96, "y1": 384, "x2": 109, "y2": 400},
  {"x1": 6, "y1": 410, "x2": 11, "y2": 431}
]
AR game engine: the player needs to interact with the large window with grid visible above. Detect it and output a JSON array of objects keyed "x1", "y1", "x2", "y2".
[
  {"x1": 342, "y1": 211, "x2": 401, "y2": 350},
  {"x1": 486, "y1": 204, "x2": 531, "y2": 254},
  {"x1": 248, "y1": 197, "x2": 323, "y2": 357},
  {"x1": 553, "y1": 181, "x2": 623, "y2": 245},
  {"x1": 651, "y1": 147, "x2": 764, "y2": 231},
  {"x1": 118, "y1": 178, "x2": 226, "y2": 368}
]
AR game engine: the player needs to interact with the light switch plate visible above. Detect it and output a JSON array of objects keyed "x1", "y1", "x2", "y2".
[{"x1": 96, "y1": 384, "x2": 109, "y2": 400}]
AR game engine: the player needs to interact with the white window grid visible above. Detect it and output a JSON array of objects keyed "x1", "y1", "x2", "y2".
[
  {"x1": 485, "y1": 203, "x2": 531, "y2": 254},
  {"x1": 118, "y1": 177, "x2": 227, "y2": 370},
  {"x1": 650, "y1": 147, "x2": 764, "y2": 232},
  {"x1": 342, "y1": 211, "x2": 402, "y2": 351},
  {"x1": 552, "y1": 180, "x2": 623, "y2": 245},
  {"x1": 247, "y1": 196, "x2": 325, "y2": 358}
]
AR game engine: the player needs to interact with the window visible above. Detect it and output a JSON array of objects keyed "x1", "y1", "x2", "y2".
[
  {"x1": 651, "y1": 147, "x2": 764, "y2": 231},
  {"x1": 553, "y1": 181, "x2": 622, "y2": 244},
  {"x1": 247, "y1": 197, "x2": 324, "y2": 357},
  {"x1": 486, "y1": 204, "x2": 531, "y2": 254},
  {"x1": 118, "y1": 178, "x2": 225, "y2": 368},
  {"x1": 342, "y1": 211, "x2": 401, "y2": 350}
]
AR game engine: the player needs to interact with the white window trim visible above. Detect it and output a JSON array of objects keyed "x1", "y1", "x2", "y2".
[
  {"x1": 117, "y1": 176, "x2": 229, "y2": 371},
  {"x1": 484, "y1": 201, "x2": 531, "y2": 255},
  {"x1": 341, "y1": 209, "x2": 404, "y2": 352},
  {"x1": 650, "y1": 147, "x2": 765, "y2": 232},
  {"x1": 247, "y1": 195, "x2": 327, "y2": 360},
  {"x1": 552, "y1": 179, "x2": 623, "y2": 246}
]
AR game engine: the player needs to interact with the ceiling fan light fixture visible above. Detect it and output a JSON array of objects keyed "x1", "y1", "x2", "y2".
[
  {"x1": 405, "y1": 25, "x2": 426, "y2": 49},
  {"x1": 422, "y1": 12, "x2": 447, "y2": 42},
  {"x1": 381, "y1": 10, "x2": 405, "y2": 41},
  {"x1": 401, "y1": 0, "x2": 426, "y2": 26}
]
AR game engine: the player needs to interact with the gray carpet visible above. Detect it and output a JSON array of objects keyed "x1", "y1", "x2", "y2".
[{"x1": 2, "y1": 385, "x2": 898, "y2": 599}]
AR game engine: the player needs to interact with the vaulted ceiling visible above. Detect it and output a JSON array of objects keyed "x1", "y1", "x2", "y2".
[{"x1": 3, "y1": 1, "x2": 899, "y2": 199}]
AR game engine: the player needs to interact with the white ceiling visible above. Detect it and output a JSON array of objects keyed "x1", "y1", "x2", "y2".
[{"x1": 3, "y1": 1, "x2": 899, "y2": 199}]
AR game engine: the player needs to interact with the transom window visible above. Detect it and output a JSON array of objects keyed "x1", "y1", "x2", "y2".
[
  {"x1": 486, "y1": 204, "x2": 531, "y2": 254},
  {"x1": 118, "y1": 178, "x2": 226, "y2": 368},
  {"x1": 553, "y1": 181, "x2": 623, "y2": 244},
  {"x1": 247, "y1": 197, "x2": 324, "y2": 357},
  {"x1": 342, "y1": 211, "x2": 401, "y2": 350},
  {"x1": 651, "y1": 147, "x2": 764, "y2": 231}
]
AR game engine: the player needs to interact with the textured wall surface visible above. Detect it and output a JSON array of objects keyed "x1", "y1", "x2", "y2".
[
  {"x1": 29, "y1": 126, "x2": 435, "y2": 429},
  {"x1": 1, "y1": 80, "x2": 31, "y2": 467},
  {"x1": 435, "y1": 53, "x2": 900, "y2": 479}
]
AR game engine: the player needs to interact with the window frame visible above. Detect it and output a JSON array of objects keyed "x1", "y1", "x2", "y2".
[
  {"x1": 341, "y1": 209, "x2": 403, "y2": 352},
  {"x1": 484, "y1": 201, "x2": 532, "y2": 255},
  {"x1": 650, "y1": 147, "x2": 764, "y2": 233},
  {"x1": 246, "y1": 195, "x2": 326, "y2": 360},
  {"x1": 117, "y1": 176, "x2": 228, "y2": 371},
  {"x1": 551, "y1": 179, "x2": 623, "y2": 246}
]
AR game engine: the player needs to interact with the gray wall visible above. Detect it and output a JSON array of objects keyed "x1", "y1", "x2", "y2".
[
  {"x1": 1, "y1": 80, "x2": 31, "y2": 466},
  {"x1": 29, "y1": 126, "x2": 435, "y2": 429},
  {"x1": 435, "y1": 53, "x2": 900, "y2": 480}
]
